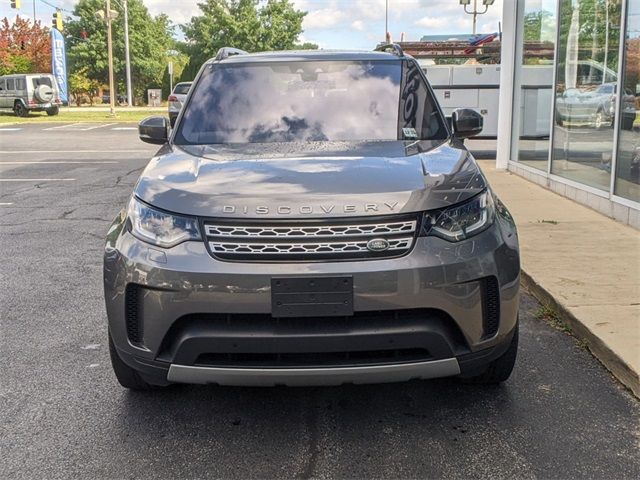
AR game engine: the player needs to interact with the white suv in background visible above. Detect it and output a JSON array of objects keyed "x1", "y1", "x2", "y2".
[
  {"x1": 168, "y1": 81, "x2": 192, "y2": 126},
  {"x1": 0, "y1": 73, "x2": 61, "y2": 117}
]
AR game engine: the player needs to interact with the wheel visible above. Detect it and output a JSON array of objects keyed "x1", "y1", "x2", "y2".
[
  {"x1": 108, "y1": 331, "x2": 156, "y2": 390},
  {"x1": 46, "y1": 106, "x2": 59, "y2": 116},
  {"x1": 13, "y1": 102, "x2": 28, "y2": 117},
  {"x1": 463, "y1": 322, "x2": 519, "y2": 384},
  {"x1": 594, "y1": 109, "x2": 605, "y2": 129}
]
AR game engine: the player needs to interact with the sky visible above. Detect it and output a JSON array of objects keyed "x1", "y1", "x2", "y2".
[{"x1": 2, "y1": 0, "x2": 503, "y2": 50}]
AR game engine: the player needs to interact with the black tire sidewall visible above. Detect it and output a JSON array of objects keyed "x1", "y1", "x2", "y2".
[{"x1": 14, "y1": 103, "x2": 28, "y2": 117}]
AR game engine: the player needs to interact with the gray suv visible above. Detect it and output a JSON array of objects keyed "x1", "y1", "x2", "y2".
[
  {"x1": 105, "y1": 46, "x2": 520, "y2": 390},
  {"x1": 0, "y1": 73, "x2": 61, "y2": 117}
]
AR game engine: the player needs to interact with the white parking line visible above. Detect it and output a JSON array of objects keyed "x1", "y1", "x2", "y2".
[
  {"x1": 42, "y1": 123, "x2": 118, "y2": 131},
  {"x1": 0, "y1": 178, "x2": 76, "y2": 182},
  {"x1": 82, "y1": 123, "x2": 116, "y2": 130},
  {"x1": 0, "y1": 150, "x2": 148, "y2": 154},
  {"x1": 43, "y1": 123, "x2": 82, "y2": 130},
  {"x1": 0, "y1": 128, "x2": 21, "y2": 131},
  {"x1": 111, "y1": 127, "x2": 137, "y2": 131},
  {"x1": 0, "y1": 161, "x2": 118, "y2": 164},
  {"x1": 0, "y1": 202, "x2": 14, "y2": 205}
]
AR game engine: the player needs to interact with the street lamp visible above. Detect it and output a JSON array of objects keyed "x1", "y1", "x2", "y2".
[
  {"x1": 95, "y1": 1, "x2": 118, "y2": 116},
  {"x1": 459, "y1": 0, "x2": 495, "y2": 35}
]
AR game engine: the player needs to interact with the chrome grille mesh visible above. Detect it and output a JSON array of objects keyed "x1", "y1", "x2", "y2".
[
  {"x1": 204, "y1": 217, "x2": 418, "y2": 261},
  {"x1": 204, "y1": 221, "x2": 416, "y2": 239}
]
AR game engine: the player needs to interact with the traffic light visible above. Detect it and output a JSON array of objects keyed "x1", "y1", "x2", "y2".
[
  {"x1": 10, "y1": 0, "x2": 22, "y2": 9},
  {"x1": 52, "y1": 10, "x2": 63, "y2": 31}
]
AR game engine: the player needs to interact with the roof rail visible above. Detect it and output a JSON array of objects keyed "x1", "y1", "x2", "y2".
[
  {"x1": 374, "y1": 43, "x2": 404, "y2": 57},
  {"x1": 214, "y1": 47, "x2": 249, "y2": 61}
]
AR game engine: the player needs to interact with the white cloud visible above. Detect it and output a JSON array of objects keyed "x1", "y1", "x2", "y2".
[
  {"x1": 351, "y1": 20, "x2": 365, "y2": 31},
  {"x1": 414, "y1": 16, "x2": 447, "y2": 29},
  {"x1": 145, "y1": 0, "x2": 198, "y2": 25},
  {"x1": 303, "y1": 8, "x2": 347, "y2": 30}
]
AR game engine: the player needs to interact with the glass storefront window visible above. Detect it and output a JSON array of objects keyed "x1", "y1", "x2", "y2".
[
  {"x1": 551, "y1": 0, "x2": 622, "y2": 190},
  {"x1": 614, "y1": 0, "x2": 640, "y2": 203},
  {"x1": 512, "y1": 0, "x2": 557, "y2": 170}
]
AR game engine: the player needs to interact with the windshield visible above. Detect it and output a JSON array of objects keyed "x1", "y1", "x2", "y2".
[
  {"x1": 175, "y1": 60, "x2": 447, "y2": 145},
  {"x1": 173, "y1": 83, "x2": 191, "y2": 95}
]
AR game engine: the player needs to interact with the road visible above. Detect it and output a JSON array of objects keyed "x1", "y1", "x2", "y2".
[{"x1": 1, "y1": 123, "x2": 639, "y2": 479}]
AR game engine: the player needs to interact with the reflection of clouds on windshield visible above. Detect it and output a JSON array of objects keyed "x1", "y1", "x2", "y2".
[{"x1": 182, "y1": 63, "x2": 400, "y2": 143}]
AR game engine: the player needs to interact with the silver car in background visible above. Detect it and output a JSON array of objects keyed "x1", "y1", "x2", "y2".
[
  {"x1": 168, "y1": 82, "x2": 192, "y2": 127},
  {"x1": 0, "y1": 73, "x2": 61, "y2": 117},
  {"x1": 105, "y1": 46, "x2": 520, "y2": 391}
]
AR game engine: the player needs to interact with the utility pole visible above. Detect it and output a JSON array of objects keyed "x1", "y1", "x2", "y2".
[
  {"x1": 472, "y1": 0, "x2": 478, "y2": 35},
  {"x1": 32, "y1": 0, "x2": 35, "y2": 21},
  {"x1": 123, "y1": 0, "x2": 133, "y2": 106},
  {"x1": 106, "y1": 0, "x2": 116, "y2": 116},
  {"x1": 385, "y1": 0, "x2": 388, "y2": 42}
]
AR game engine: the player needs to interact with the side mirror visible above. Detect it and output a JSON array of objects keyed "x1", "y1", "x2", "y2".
[
  {"x1": 451, "y1": 108, "x2": 483, "y2": 139},
  {"x1": 139, "y1": 116, "x2": 169, "y2": 145}
]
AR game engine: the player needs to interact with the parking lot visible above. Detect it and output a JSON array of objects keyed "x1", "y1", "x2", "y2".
[{"x1": 1, "y1": 124, "x2": 639, "y2": 479}]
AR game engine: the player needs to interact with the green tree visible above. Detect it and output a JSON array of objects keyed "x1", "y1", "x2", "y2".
[
  {"x1": 523, "y1": 10, "x2": 555, "y2": 43},
  {"x1": 65, "y1": 0, "x2": 175, "y2": 103},
  {"x1": 180, "y1": 0, "x2": 306, "y2": 80},
  {"x1": 293, "y1": 42, "x2": 319, "y2": 50},
  {"x1": 556, "y1": 0, "x2": 622, "y2": 85},
  {"x1": 162, "y1": 51, "x2": 189, "y2": 98},
  {"x1": 68, "y1": 67, "x2": 100, "y2": 105}
]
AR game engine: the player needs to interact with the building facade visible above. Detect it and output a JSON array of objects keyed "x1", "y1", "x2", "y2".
[{"x1": 497, "y1": 0, "x2": 639, "y2": 227}]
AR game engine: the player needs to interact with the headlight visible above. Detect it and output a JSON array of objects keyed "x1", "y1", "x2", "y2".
[
  {"x1": 421, "y1": 190, "x2": 494, "y2": 241},
  {"x1": 127, "y1": 197, "x2": 201, "y2": 248}
]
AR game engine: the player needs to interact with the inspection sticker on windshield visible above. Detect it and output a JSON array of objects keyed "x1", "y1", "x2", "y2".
[{"x1": 402, "y1": 128, "x2": 418, "y2": 139}]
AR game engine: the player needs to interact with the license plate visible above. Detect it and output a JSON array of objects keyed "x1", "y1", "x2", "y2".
[{"x1": 271, "y1": 276, "x2": 353, "y2": 318}]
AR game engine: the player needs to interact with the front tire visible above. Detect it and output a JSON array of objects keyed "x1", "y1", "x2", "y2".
[
  {"x1": 109, "y1": 331, "x2": 156, "y2": 390},
  {"x1": 463, "y1": 322, "x2": 519, "y2": 384},
  {"x1": 594, "y1": 109, "x2": 606, "y2": 129}
]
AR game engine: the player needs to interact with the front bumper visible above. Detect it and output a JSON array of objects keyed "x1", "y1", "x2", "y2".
[{"x1": 104, "y1": 208, "x2": 520, "y2": 386}]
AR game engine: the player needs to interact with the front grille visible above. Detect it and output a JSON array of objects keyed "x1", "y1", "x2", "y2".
[
  {"x1": 125, "y1": 284, "x2": 143, "y2": 346},
  {"x1": 203, "y1": 215, "x2": 419, "y2": 261},
  {"x1": 481, "y1": 276, "x2": 500, "y2": 338}
]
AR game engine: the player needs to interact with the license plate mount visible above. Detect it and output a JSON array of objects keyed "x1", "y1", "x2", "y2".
[{"x1": 271, "y1": 276, "x2": 353, "y2": 318}]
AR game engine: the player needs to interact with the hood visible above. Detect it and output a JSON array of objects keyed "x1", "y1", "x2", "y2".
[{"x1": 134, "y1": 140, "x2": 486, "y2": 218}]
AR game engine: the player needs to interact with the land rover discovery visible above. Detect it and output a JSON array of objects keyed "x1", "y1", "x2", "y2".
[{"x1": 104, "y1": 46, "x2": 520, "y2": 390}]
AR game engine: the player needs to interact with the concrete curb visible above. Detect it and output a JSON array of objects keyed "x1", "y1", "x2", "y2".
[{"x1": 521, "y1": 270, "x2": 640, "y2": 399}]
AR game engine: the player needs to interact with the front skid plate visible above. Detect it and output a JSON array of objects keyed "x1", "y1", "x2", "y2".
[{"x1": 167, "y1": 358, "x2": 461, "y2": 387}]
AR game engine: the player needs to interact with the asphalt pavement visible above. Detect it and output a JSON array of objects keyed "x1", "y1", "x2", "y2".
[{"x1": 1, "y1": 123, "x2": 639, "y2": 479}]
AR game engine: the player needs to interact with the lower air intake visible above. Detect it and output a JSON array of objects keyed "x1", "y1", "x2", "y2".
[
  {"x1": 482, "y1": 276, "x2": 500, "y2": 338},
  {"x1": 125, "y1": 284, "x2": 143, "y2": 346}
]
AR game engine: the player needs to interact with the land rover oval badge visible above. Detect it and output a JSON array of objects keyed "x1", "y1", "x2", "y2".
[{"x1": 367, "y1": 238, "x2": 390, "y2": 252}]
